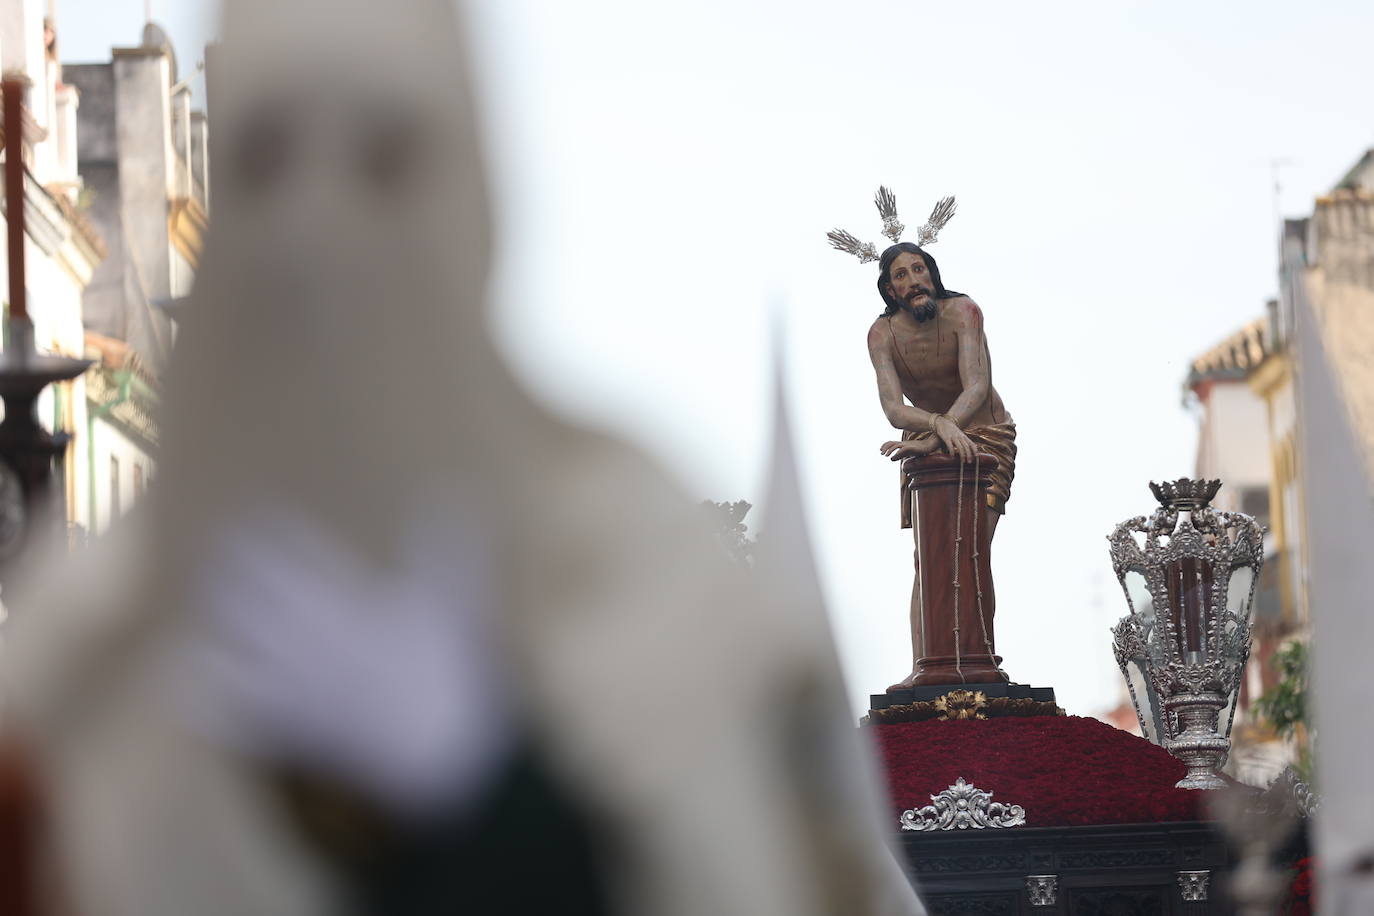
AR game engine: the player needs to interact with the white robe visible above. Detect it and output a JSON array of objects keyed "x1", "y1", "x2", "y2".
[{"x1": 2, "y1": 1, "x2": 924, "y2": 912}]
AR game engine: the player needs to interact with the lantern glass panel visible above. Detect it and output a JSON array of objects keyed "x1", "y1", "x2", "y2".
[
  {"x1": 1124, "y1": 656, "x2": 1165, "y2": 744},
  {"x1": 1122, "y1": 569, "x2": 1153, "y2": 627},
  {"x1": 1226, "y1": 564, "x2": 1255, "y2": 620}
]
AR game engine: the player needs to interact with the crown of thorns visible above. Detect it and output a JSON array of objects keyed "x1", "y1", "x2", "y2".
[{"x1": 826, "y1": 187, "x2": 957, "y2": 264}]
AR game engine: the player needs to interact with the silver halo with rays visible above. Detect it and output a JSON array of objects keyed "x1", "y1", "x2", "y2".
[{"x1": 827, "y1": 187, "x2": 957, "y2": 263}]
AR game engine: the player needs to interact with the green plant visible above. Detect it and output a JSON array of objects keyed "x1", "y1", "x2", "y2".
[{"x1": 1254, "y1": 639, "x2": 1311, "y2": 778}]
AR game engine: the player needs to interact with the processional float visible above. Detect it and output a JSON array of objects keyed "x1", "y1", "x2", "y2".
[{"x1": 828, "y1": 187, "x2": 1308, "y2": 913}]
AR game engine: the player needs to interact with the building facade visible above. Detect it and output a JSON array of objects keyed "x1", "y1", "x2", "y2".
[
  {"x1": 1184, "y1": 317, "x2": 1297, "y2": 783},
  {"x1": 63, "y1": 22, "x2": 209, "y2": 536},
  {"x1": 0, "y1": 9, "x2": 208, "y2": 543},
  {"x1": 0, "y1": 2, "x2": 106, "y2": 539},
  {"x1": 1183, "y1": 147, "x2": 1374, "y2": 784}
]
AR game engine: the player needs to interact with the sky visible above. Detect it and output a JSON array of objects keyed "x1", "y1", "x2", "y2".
[{"x1": 56, "y1": 0, "x2": 1374, "y2": 718}]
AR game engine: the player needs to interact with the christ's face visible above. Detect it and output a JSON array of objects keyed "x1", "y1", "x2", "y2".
[{"x1": 885, "y1": 251, "x2": 933, "y2": 310}]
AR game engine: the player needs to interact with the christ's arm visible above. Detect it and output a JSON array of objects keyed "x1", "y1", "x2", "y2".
[{"x1": 944, "y1": 299, "x2": 992, "y2": 428}]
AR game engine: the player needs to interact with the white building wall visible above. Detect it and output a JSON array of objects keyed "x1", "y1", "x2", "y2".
[
  {"x1": 170, "y1": 246, "x2": 194, "y2": 298},
  {"x1": 0, "y1": 3, "x2": 128, "y2": 537},
  {"x1": 171, "y1": 87, "x2": 192, "y2": 200},
  {"x1": 89, "y1": 417, "x2": 153, "y2": 534},
  {"x1": 0, "y1": 0, "x2": 61, "y2": 184},
  {"x1": 53, "y1": 82, "x2": 80, "y2": 199},
  {"x1": 1195, "y1": 380, "x2": 1271, "y2": 511},
  {"x1": 0, "y1": 185, "x2": 96, "y2": 532},
  {"x1": 66, "y1": 378, "x2": 90, "y2": 534}
]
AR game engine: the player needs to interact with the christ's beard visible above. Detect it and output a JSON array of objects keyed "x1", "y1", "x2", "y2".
[{"x1": 902, "y1": 288, "x2": 938, "y2": 323}]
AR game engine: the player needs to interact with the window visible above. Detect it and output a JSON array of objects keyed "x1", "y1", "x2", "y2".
[{"x1": 1239, "y1": 486, "x2": 1270, "y2": 529}]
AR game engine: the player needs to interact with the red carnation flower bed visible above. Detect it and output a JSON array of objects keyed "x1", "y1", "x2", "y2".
[
  {"x1": 1284, "y1": 856, "x2": 1315, "y2": 915},
  {"x1": 870, "y1": 715, "x2": 1207, "y2": 828}
]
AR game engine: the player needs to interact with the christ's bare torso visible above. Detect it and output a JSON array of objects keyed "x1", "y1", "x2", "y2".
[{"x1": 869, "y1": 297, "x2": 1010, "y2": 430}]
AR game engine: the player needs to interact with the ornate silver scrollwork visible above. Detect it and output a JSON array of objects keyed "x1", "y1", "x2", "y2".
[
  {"x1": 1272, "y1": 767, "x2": 1320, "y2": 818},
  {"x1": 1178, "y1": 870, "x2": 1211, "y2": 901},
  {"x1": 1108, "y1": 479, "x2": 1264, "y2": 790},
  {"x1": 1026, "y1": 875, "x2": 1058, "y2": 907},
  {"x1": 898, "y1": 777, "x2": 1026, "y2": 831},
  {"x1": 1291, "y1": 780, "x2": 1319, "y2": 818}
]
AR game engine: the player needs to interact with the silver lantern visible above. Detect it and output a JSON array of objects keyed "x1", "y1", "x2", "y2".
[{"x1": 1108, "y1": 479, "x2": 1263, "y2": 790}]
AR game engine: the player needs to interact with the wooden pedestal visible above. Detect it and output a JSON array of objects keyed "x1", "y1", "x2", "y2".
[{"x1": 907, "y1": 452, "x2": 1008, "y2": 685}]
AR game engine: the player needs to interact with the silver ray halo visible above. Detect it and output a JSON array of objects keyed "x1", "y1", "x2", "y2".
[{"x1": 826, "y1": 187, "x2": 957, "y2": 263}]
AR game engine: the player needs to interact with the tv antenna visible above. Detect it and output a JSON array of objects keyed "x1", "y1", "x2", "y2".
[{"x1": 1269, "y1": 157, "x2": 1297, "y2": 226}]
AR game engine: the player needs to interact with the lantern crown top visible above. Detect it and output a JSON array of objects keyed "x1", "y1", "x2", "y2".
[{"x1": 1148, "y1": 478, "x2": 1222, "y2": 511}]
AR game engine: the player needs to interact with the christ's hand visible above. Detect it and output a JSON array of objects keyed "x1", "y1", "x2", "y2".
[
  {"x1": 932, "y1": 415, "x2": 976, "y2": 462},
  {"x1": 880, "y1": 437, "x2": 940, "y2": 461}
]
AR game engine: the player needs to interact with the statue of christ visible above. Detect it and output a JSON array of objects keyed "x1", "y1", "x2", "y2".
[{"x1": 865, "y1": 242, "x2": 1016, "y2": 691}]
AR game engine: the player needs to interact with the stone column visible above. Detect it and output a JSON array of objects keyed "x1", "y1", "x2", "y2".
[
  {"x1": 111, "y1": 45, "x2": 173, "y2": 303},
  {"x1": 907, "y1": 451, "x2": 1008, "y2": 685}
]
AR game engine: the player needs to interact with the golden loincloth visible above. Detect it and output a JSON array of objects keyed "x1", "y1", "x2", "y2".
[{"x1": 900, "y1": 422, "x2": 1017, "y2": 528}]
